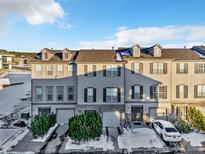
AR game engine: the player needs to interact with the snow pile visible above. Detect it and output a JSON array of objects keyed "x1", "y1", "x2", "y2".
[
  {"x1": 118, "y1": 127, "x2": 165, "y2": 152},
  {"x1": 65, "y1": 135, "x2": 114, "y2": 151},
  {"x1": 31, "y1": 124, "x2": 58, "y2": 142},
  {"x1": 0, "y1": 129, "x2": 29, "y2": 152},
  {"x1": 182, "y1": 132, "x2": 205, "y2": 146}
]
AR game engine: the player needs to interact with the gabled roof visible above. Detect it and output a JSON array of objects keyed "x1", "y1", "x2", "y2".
[{"x1": 75, "y1": 49, "x2": 123, "y2": 63}]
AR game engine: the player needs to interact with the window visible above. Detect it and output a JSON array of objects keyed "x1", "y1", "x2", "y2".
[
  {"x1": 57, "y1": 86, "x2": 64, "y2": 101},
  {"x1": 179, "y1": 85, "x2": 184, "y2": 98},
  {"x1": 84, "y1": 88, "x2": 96, "y2": 102},
  {"x1": 67, "y1": 86, "x2": 74, "y2": 101},
  {"x1": 134, "y1": 63, "x2": 140, "y2": 74},
  {"x1": 68, "y1": 64, "x2": 74, "y2": 76},
  {"x1": 134, "y1": 85, "x2": 140, "y2": 99},
  {"x1": 177, "y1": 63, "x2": 188, "y2": 74},
  {"x1": 87, "y1": 88, "x2": 94, "y2": 102},
  {"x1": 106, "y1": 88, "x2": 118, "y2": 102},
  {"x1": 47, "y1": 65, "x2": 53, "y2": 76},
  {"x1": 131, "y1": 63, "x2": 143, "y2": 74},
  {"x1": 38, "y1": 108, "x2": 50, "y2": 116},
  {"x1": 44, "y1": 53, "x2": 48, "y2": 59},
  {"x1": 46, "y1": 86, "x2": 53, "y2": 101},
  {"x1": 158, "y1": 86, "x2": 167, "y2": 99},
  {"x1": 35, "y1": 65, "x2": 42, "y2": 76},
  {"x1": 57, "y1": 65, "x2": 63, "y2": 76},
  {"x1": 65, "y1": 53, "x2": 68, "y2": 59},
  {"x1": 36, "y1": 86, "x2": 43, "y2": 101},
  {"x1": 150, "y1": 85, "x2": 158, "y2": 99},
  {"x1": 195, "y1": 63, "x2": 205, "y2": 74},
  {"x1": 179, "y1": 63, "x2": 185, "y2": 73},
  {"x1": 87, "y1": 65, "x2": 94, "y2": 77},
  {"x1": 197, "y1": 85, "x2": 205, "y2": 98},
  {"x1": 84, "y1": 65, "x2": 96, "y2": 77},
  {"x1": 106, "y1": 65, "x2": 118, "y2": 77},
  {"x1": 153, "y1": 63, "x2": 164, "y2": 74}
]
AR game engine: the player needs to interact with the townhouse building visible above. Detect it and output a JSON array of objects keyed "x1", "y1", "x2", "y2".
[{"x1": 31, "y1": 44, "x2": 205, "y2": 127}]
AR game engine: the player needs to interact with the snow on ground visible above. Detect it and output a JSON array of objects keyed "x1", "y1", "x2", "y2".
[
  {"x1": 182, "y1": 132, "x2": 205, "y2": 147},
  {"x1": 118, "y1": 127, "x2": 165, "y2": 152},
  {"x1": 0, "y1": 129, "x2": 29, "y2": 152},
  {"x1": 65, "y1": 135, "x2": 114, "y2": 151},
  {"x1": 0, "y1": 73, "x2": 31, "y2": 116},
  {"x1": 31, "y1": 124, "x2": 58, "y2": 142}
]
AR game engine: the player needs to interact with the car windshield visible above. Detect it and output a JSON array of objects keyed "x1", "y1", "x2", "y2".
[{"x1": 165, "y1": 127, "x2": 178, "y2": 132}]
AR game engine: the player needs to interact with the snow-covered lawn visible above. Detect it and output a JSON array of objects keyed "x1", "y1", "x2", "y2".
[
  {"x1": 65, "y1": 135, "x2": 114, "y2": 151},
  {"x1": 182, "y1": 132, "x2": 205, "y2": 147},
  {"x1": 118, "y1": 127, "x2": 165, "y2": 152},
  {"x1": 31, "y1": 124, "x2": 58, "y2": 142}
]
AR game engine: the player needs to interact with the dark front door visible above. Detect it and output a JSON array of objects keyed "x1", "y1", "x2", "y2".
[{"x1": 131, "y1": 107, "x2": 143, "y2": 121}]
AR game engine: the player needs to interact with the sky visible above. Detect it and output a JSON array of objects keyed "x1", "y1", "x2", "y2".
[{"x1": 0, "y1": 0, "x2": 205, "y2": 52}]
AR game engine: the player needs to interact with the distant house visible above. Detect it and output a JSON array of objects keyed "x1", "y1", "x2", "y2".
[{"x1": 0, "y1": 52, "x2": 15, "y2": 69}]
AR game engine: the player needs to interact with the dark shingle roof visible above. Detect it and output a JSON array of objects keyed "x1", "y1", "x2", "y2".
[{"x1": 75, "y1": 50, "x2": 120, "y2": 63}]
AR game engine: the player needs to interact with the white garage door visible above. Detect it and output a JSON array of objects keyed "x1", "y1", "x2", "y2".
[
  {"x1": 149, "y1": 108, "x2": 158, "y2": 121},
  {"x1": 57, "y1": 109, "x2": 74, "y2": 124},
  {"x1": 103, "y1": 111, "x2": 121, "y2": 127}
]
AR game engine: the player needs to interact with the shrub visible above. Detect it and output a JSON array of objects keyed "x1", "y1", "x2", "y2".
[
  {"x1": 68, "y1": 112, "x2": 103, "y2": 142},
  {"x1": 186, "y1": 107, "x2": 205, "y2": 132},
  {"x1": 174, "y1": 118, "x2": 192, "y2": 133},
  {"x1": 31, "y1": 113, "x2": 56, "y2": 138}
]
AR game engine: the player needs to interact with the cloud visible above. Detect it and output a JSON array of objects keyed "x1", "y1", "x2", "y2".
[
  {"x1": 79, "y1": 25, "x2": 205, "y2": 48},
  {"x1": 58, "y1": 22, "x2": 74, "y2": 29},
  {"x1": 0, "y1": 0, "x2": 64, "y2": 25}
]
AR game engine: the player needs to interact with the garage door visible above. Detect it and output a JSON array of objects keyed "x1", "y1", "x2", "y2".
[
  {"x1": 57, "y1": 109, "x2": 74, "y2": 124},
  {"x1": 103, "y1": 111, "x2": 121, "y2": 127},
  {"x1": 149, "y1": 108, "x2": 158, "y2": 121}
]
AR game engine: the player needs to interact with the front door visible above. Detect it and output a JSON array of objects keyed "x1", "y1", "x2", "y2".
[{"x1": 131, "y1": 107, "x2": 143, "y2": 121}]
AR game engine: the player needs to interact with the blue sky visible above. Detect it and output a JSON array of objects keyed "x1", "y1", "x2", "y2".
[{"x1": 0, "y1": 0, "x2": 205, "y2": 52}]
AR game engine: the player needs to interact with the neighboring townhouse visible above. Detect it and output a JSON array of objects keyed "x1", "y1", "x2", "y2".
[
  {"x1": 0, "y1": 52, "x2": 15, "y2": 69},
  {"x1": 31, "y1": 45, "x2": 205, "y2": 127}
]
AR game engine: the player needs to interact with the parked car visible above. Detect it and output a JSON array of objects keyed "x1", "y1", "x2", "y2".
[{"x1": 152, "y1": 119, "x2": 181, "y2": 142}]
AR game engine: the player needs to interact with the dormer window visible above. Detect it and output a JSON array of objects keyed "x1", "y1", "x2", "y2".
[
  {"x1": 65, "y1": 53, "x2": 68, "y2": 59},
  {"x1": 44, "y1": 53, "x2": 48, "y2": 60}
]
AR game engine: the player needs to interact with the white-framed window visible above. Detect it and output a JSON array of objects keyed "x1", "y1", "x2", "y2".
[
  {"x1": 134, "y1": 85, "x2": 140, "y2": 99},
  {"x1": 179, "y1": 63, "x2": 185, "y2": 73},
  {"x1": 57, "y1": 65, "x2": 63, "y2": 76},
  {"x1": 44, "y1": 53, "x2": 48, "y2": 59},
  {"x1": 67, "y1": 86, "x2": 74, "y2": 101},
  {"x1": 106, "y1": 65, "x2": 118, "y2": 77},
  {"x1": 198, "y1": 85, "x2": 205, "y2": 98},
  {"x1": 106, "y1": 88, "x2": 118, "y2": 102},
  {"x1": 152, "y1": 85, "x2": 158, "y2": 99},
  {"x1": 153, "y1": 63, "x2": 164, "y2": 74},
  {"x1": 196, "y1": 63, "x2": 205, "y2": 73},
  {"x1": 87, "y1": 65, "x2": 94, "y2": 77},
  {"x1": 87, "y1": 88, "x2": 94, "y2": 102},
  {"x1": 35, "y1": 65, "x2": 42, "y2": 76},
  {"x1": 68, "y1": 64, "x2": 73, "y2": 76},
  {"x1": 47, "y1": 65, "x2": 53, "y2": 76},
  {"x1": 179, "y1": 85, "x2": 185, "y2": 98},
  {"x1": 57, "y1": 86, "x2": 64, "y2": 101},
  {"x1": 46, "y1": 86, "x2": 53, "y2": 101},
  {"x1": 38, "y1": 108, "x2": 50, "y2": 116},
  {"x1": 36, "y1": 86, "x2": 43, "y2": 101},
  {"x1": 134, "y1": 63, "x2": 140, "y2": 74},
  {"x1": 65, "y1": 53, "x2": 68, "y2": 59}
]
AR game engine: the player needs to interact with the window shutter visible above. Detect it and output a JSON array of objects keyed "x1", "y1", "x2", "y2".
[
  {"x1": 93, "y1": 88, "x2": 96, "y2": 102},
  {"x1": 140, "y1": 86, "x2": 143, "y2": 99},
  {"x1": 194, "y1": 85, "x2": 198, "y2": 98},
  {"x1": 103, "y1": 65, "x2": 106, "y2": 76},
  {"x1": 131, "y1": 86, "x2": 134, "y2": 99},
  {"x1": 176, "y1": 85, "x2": 179, "y2": 98},
  {"x1": 150, "y1": 86, "x2": 153, "y2": 99},
  {"x1": 118, "y1": 65, "x2": 121, "y2": 76},
  {"x1": 103, "y1": 88, "x2": 106, "y2": 102},
  {"x1": 84, "y1": 88, "x2": 87, "y2": 102},
  {"x1": 195, "y1": 63, "x2": 198, "y2": 74},
  {"x1": 118, "y1": 88, "x2": 121, "y2": 102},
  {"x1": 131, "y1": 63, "x2": 135, "y2": 74},
  {"x1": 185, "y1": 63, "x2": 188, "y2": 74},
  {"x1": 163, "y1": 86, "x2": 167, "y2": 99},
  {"x1": 93, "y1": 65, "x2": 96, "y2": 76},
  {"x1": 140, "y1": 63, "x2": 143, "y2": 74},
  {"x1": 176, "y1": 63, "x2": 180, "y2": 74},
  {"x1": 164, "y1": 63, "x2": 167, "y2": 74},
  {"x1": 184, "y1": 85, "x2": 188, "y2": 98},
  {"x1": 150, "y1": 63, "x2": 153, "y2": 74},
  {"x1": 84, "y1": 65, "x2": 88, "y2": 76}
]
